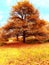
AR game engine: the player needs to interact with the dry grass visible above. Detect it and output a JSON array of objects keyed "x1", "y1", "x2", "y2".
[{"x1": 0, "y1": 42, "x2": 49, "y2": 65}]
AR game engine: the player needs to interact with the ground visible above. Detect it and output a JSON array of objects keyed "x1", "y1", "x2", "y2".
[{"x1": 0, "y1": 42, "x2": 49, "y2": 65}]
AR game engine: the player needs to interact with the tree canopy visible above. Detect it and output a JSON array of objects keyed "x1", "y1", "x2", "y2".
[{"x1": 0, "y1": 0, "x2": 49, "y2": 43}]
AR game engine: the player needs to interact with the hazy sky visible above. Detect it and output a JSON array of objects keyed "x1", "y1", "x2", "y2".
[{"x1": 0, "y1": 0, "x2": 49, "y2": 27}]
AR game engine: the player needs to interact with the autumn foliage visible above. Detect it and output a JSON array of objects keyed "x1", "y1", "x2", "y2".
[{"x1": 0, "y1": 1, "x2": 49, "y2": 43}]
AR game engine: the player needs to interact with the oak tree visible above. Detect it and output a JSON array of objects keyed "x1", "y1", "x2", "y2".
[{"x1": 0, "y1": 0, "x2": 49, "y2": 43}]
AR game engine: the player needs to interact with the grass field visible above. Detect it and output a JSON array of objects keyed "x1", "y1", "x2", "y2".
[{"x1": 0, "y1": 42, "x2": 49, "y2": 65}]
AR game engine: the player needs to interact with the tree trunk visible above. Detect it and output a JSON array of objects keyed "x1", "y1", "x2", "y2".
[
  {"x1": 23, "y1": 31, "x2": 26, "y2": 43},
  {"x1": 17, "y1": 34, "x2": 19, "y2": 41}
]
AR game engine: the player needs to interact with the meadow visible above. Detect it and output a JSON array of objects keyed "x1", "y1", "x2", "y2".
[{"x1": 0, "y1": 42, "x2": 49, "y2": 65}]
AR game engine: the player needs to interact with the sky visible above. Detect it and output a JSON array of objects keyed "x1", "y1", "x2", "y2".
[{"x1": 0, "y1": 0, "x2": 49, "y2": 27}]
